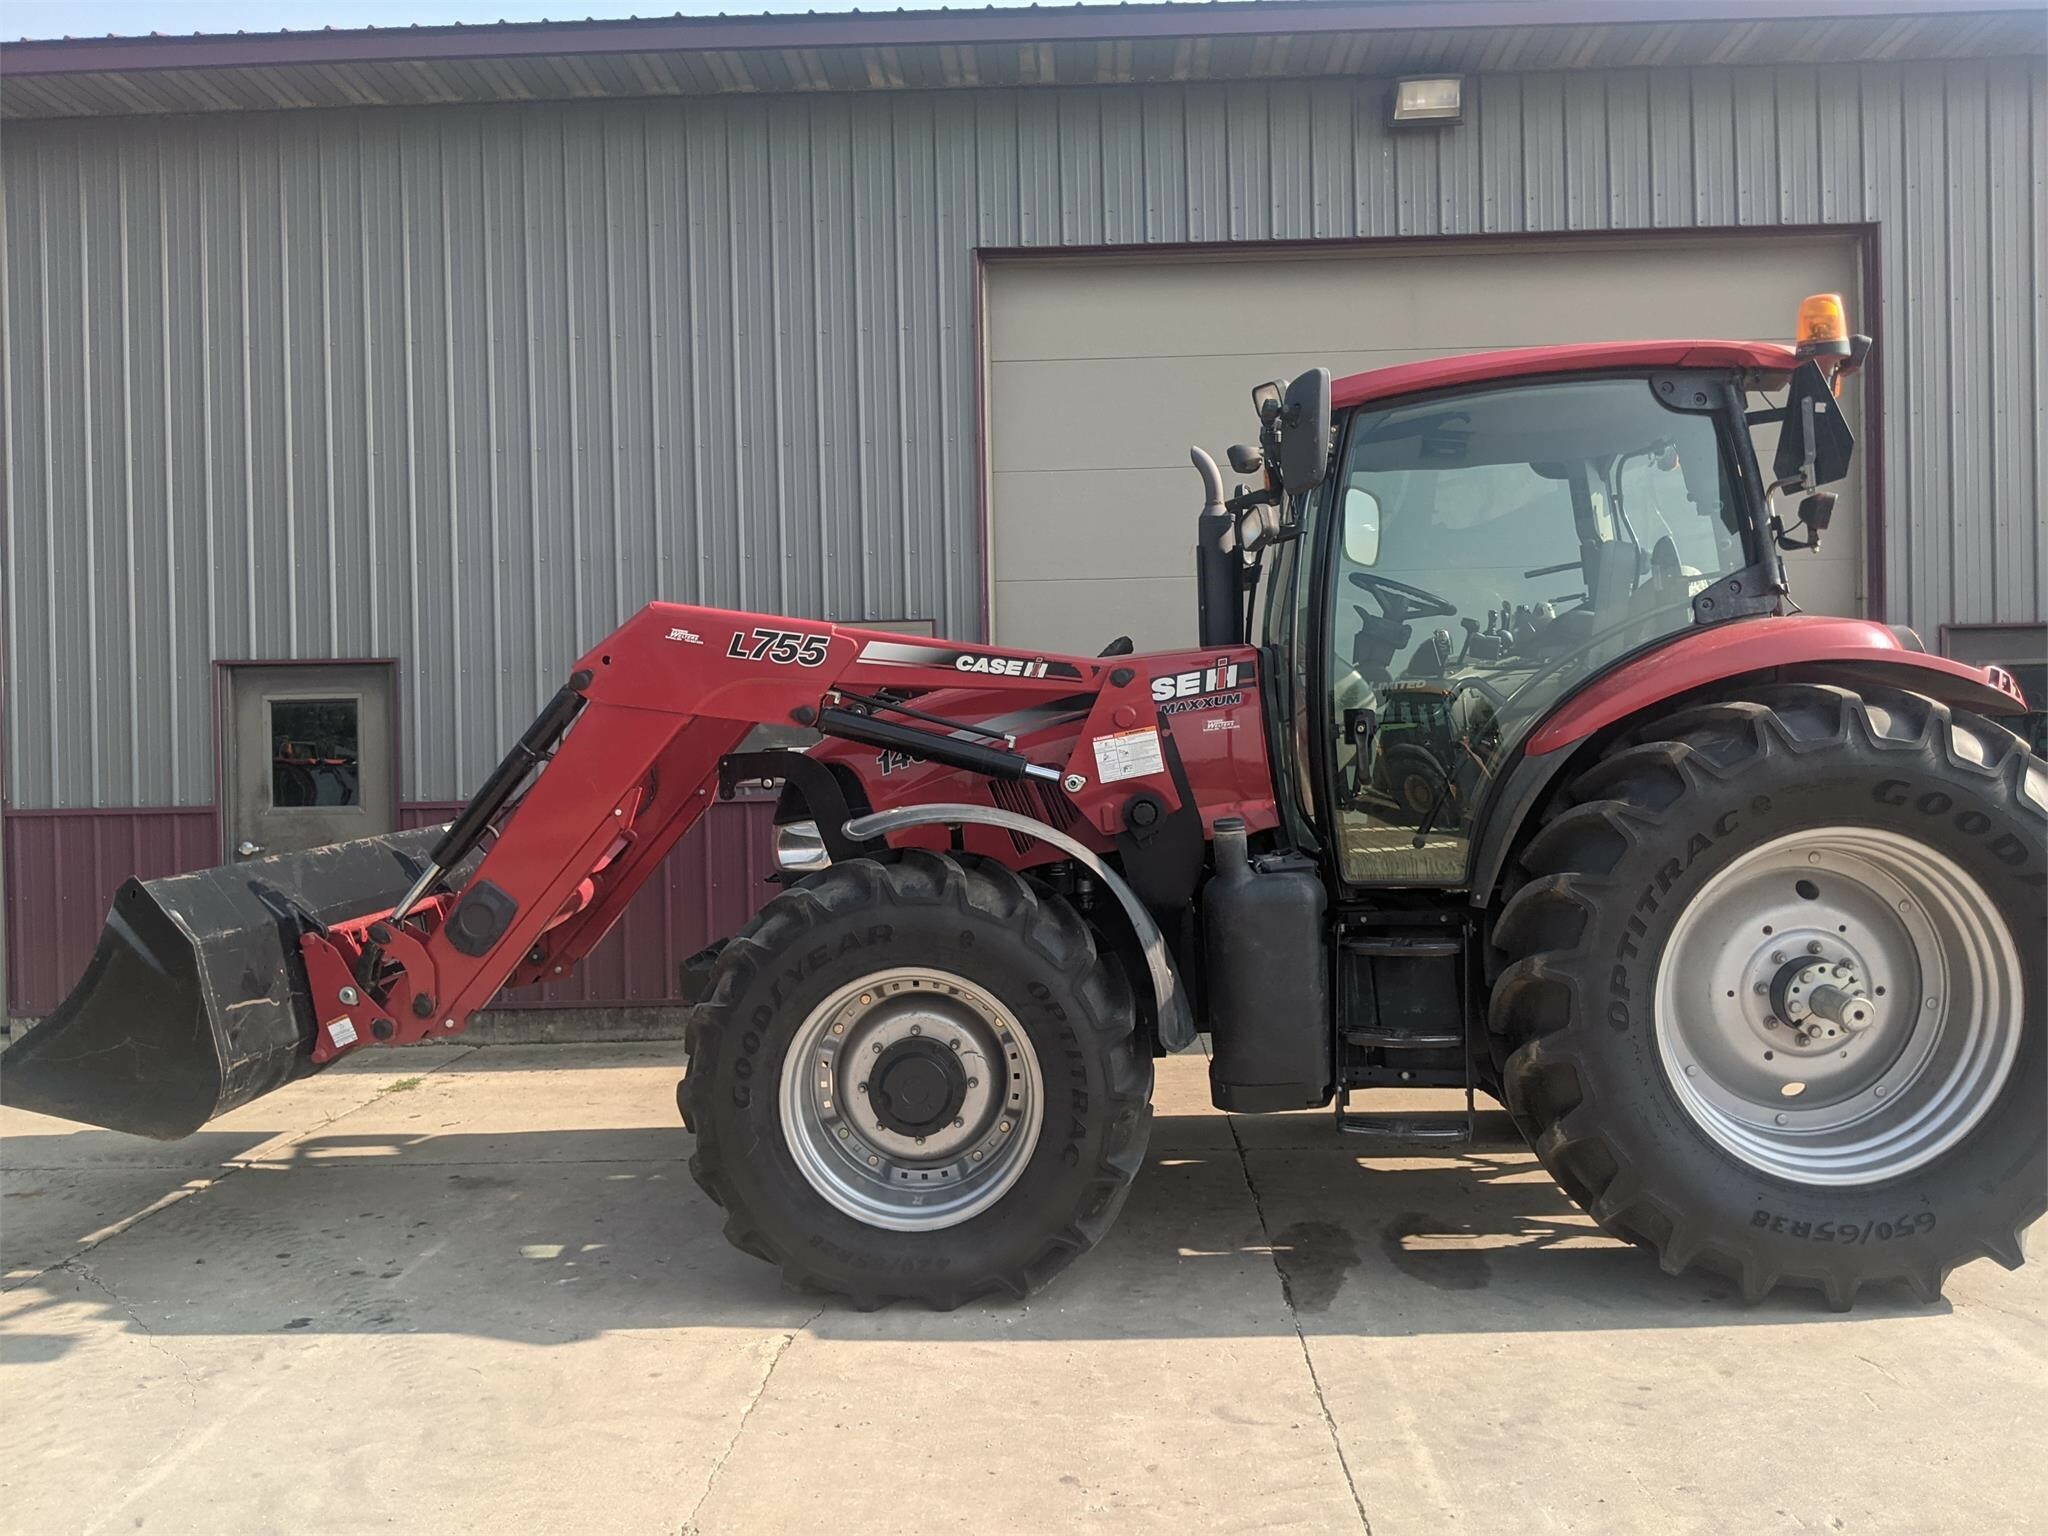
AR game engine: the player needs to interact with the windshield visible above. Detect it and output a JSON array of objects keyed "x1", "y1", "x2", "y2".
[{"x1": 1322, "y1": 374, "x2": 1750, "y2": 884}]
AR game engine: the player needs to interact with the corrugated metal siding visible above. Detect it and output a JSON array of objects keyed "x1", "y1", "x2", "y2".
[
  {"x1": 1, "y1": 798, "x2": 775, "y2": 1015},
  {"x1": 3, "y1": 60, "x2": 2043, "y2": 811}
]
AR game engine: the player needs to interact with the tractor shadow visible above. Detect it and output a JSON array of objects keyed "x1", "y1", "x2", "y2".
[{"x1": 1, "y1": 1105, "x2": 1943, "y2": 1355}]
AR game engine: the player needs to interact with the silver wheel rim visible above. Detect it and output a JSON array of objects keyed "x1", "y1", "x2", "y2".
[
  {"x1": 778, "y1": 966, "x2": 1044, "y2": 1231},
  {"x1": 1654, "y1": 826, "x2": 2023, "y2": 1186}
]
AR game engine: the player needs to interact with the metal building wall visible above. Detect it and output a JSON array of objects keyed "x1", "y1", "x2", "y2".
[{"x1": 4, "y1": 57, "x2": 2043, "y2": 816}]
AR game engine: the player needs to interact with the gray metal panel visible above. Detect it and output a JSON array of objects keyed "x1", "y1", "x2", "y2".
[{"x1": 3, "y1": 58, "x2": 2043, "y2": 809}]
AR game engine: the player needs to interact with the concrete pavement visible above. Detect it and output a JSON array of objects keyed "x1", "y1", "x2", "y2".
[{"x1": 2, "y1": 1044, "x2": 2042, "y2": 1535}]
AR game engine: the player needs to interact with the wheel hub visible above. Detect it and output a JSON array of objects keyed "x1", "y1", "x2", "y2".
[
  {"x1": 867, "y1": 1037, "x2": 969, "y2": 1137},
  {"x1": 1734, "y1": 938, "x2": 1884, "y2": 1060}
]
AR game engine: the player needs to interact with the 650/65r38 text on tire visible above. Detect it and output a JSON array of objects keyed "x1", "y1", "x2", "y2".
[
  {"x1": 680, "y1": 851, "x2": 1153, "y2": 1309},
  {"x1": 1491, "y1": 682, "x2": 2046, "y2": 1309}
]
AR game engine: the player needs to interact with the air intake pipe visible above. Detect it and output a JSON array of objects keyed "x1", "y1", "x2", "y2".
[{"x1": 1192, "y1": 446, "x2": 1241, "y2": 648}]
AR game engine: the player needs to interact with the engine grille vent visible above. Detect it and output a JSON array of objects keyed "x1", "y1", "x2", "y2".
[{"x1": 989, "y1": 778, "x2": 1081, "y2": 854}]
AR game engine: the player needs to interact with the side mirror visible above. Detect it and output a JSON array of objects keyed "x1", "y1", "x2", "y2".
[
  {"x1": 1772, "y1": 358, "x2": 1855, "y2": 490},
  {"x1": 1342, "y1": 486, "x2": 1381, "y2": 566},
  {"x1": 1226, "y1": 443, "x2": 1263, "y2": 475},
  {"x1": 1277, "y1": 368, "x2": 1333, "y2": 494}
]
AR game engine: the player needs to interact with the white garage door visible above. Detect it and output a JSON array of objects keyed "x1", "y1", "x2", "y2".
[{"x1": 983, "y1": 235, "x2": 1863, "y2": 653}]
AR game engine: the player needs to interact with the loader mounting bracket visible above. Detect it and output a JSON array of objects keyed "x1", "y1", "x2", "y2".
[{"x1": 718, "y1": 749, "x2": 873, "y2": 862}]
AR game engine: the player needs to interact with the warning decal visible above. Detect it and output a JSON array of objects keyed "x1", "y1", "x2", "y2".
[{"x1": 1092, "y1": 728, "x2": 1165, "y2": 784}]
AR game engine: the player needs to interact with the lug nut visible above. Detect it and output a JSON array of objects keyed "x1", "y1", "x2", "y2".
[
  {"x1": 1772, "y1": 952, "x2": 1786, "y2": 965},
  {"x1": 1808, "y1": 941, "x2": 1824, "y2": 955}
]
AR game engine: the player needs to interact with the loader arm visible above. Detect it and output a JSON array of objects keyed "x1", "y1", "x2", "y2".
[
  {"x1": 1, "y1": 603, "x2": 1175, "y2": 1138},
  {"x1": 302, "y1": 604, "x2": 1140, "y2": 1056}
]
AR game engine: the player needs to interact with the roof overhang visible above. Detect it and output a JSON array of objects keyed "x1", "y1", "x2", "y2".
[
  {"x1": 1332, "y1": 340, "x2": 1801, "y2": 410},
  {"x1": 3, "y1": 0, "x2": 2042, "y2": 121}
]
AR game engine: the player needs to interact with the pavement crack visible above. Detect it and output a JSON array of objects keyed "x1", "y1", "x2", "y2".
[
  {"x1": 1224, "y1": 1113, "x2": 1373, "y2": 1536},
  {"x1": 55, "y1": 1257, "x2": 199, "y2": 1413},
  {"x1": 1854, "y1": 1353, "x2": 1900, "y2": 1385},
  {"x1": 678, "y1": 1306, "x2": 823, "y2": 1536}
]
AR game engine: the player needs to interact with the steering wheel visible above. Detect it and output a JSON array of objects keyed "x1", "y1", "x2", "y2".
[{"x1": 1347, "y1": 570, "x2": 1458, "y2": 626}]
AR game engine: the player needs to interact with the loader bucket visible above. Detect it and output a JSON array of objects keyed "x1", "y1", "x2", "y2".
[{"x1": 0, "y1": 827, "x2": 452, "y2": 1141}]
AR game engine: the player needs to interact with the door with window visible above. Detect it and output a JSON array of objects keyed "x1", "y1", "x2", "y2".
[
  {"x1": 1288, "y1": 374, "x2": 1755, "y2": 884},
  {"x1": 221, "y1": 663, "x2": 397, "y2": 860}
]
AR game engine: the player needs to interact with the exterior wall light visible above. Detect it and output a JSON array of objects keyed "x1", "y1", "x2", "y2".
[{"x1": 1391, "y1": 76, "x2": 1463, "y2": 126}]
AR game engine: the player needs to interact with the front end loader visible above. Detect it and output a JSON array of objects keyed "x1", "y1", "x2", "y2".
[{"x1": 7, "y1": 292, "x2": 2042, "y2": 1311}]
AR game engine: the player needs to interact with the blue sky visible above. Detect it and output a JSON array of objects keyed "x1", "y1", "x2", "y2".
[{"x1": 9, "y1": 0, "x2": 1053, "y2": 42}]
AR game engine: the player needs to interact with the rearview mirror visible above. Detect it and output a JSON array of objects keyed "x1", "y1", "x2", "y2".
[
  {"x1": 1278, "y1": 368, "x2": 1334, "y2": 494},
  {"x1": 1772, "y1": 358, "x2": 1855, "y2": 490},
  {"x1": 1342, "y1": 487, "x2": 1381, "y2": 567}
]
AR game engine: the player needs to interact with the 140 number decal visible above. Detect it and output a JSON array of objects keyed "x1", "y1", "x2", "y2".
[{"x1": 727, "y1": 627, "x2": 829, "y2": 667}]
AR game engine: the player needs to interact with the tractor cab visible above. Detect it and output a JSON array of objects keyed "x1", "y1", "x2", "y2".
[
  {"x1": 1228, "y1": 304, "x2": 1867, "y2": 893},
  {"x1": 1283, "y1": 365, "x2": 1762, "y2": 886}
]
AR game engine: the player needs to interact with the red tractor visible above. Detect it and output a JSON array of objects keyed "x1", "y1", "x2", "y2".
[{"x1": 7, "y1": 296, "x2": 2041, "y2": 1312}]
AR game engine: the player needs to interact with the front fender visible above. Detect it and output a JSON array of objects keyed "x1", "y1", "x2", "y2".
[{"x1": 842, "y1": 802, "x2": 1198, "y2": 1053}]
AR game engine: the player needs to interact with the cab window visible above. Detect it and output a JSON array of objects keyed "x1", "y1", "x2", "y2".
[{"x1": 1325, "y1": 375, "x2": 1746, "y2": 884}]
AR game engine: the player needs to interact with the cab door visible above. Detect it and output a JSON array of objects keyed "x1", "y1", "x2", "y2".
[{"x1": 1290, "y1": 373, "x2": 1756, "y2": 887}]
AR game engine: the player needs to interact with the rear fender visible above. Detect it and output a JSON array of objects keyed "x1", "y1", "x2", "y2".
[
  {"x1": 1526, "y1": 616, "x2": 2027, "y2": 758},
  {"x1": 1470, "y1": 621, "x2": 2034, "y2": 904}
]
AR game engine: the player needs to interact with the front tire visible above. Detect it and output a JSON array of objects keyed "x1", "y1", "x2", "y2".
[
  {"x1": 1491, "y1": 683, "x2": 2046, "y2": 1308},
  {"x1": 682, "y1": 851, "x2": 1152, "y2": 1309}
]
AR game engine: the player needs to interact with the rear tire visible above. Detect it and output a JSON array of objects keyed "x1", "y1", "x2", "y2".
[
  {"x1": 682, "y1": 851, "x2": 1152, "y2": 1309},
  {"x1": 1491, "y1": 683, "x2": 2046, "y2": 1308}
]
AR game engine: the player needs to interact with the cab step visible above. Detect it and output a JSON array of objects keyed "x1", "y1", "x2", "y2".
[
  {"x1": 1334, "y1": 1085, "x2": 1477, "y2": 1145},
  {"x1": 1343, "y1": 1028, "x2": 1462, "y2": 1049},
  {"x1": 1336, "y1": 1112, "x2": 1473, "y2": 1143}
]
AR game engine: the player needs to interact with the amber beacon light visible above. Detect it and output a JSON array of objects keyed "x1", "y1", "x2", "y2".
[{"x1": 1796, "y1": 293, "x2": 1852, "y2": 358}]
